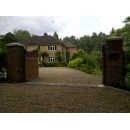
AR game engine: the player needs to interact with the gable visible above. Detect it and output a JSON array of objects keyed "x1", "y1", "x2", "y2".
[{"x1": 63, "y1": 40, "x2": 77, "y2": 48}]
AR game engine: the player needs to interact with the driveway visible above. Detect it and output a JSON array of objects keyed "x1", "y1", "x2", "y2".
[{"x1": 32, "y1": 67, "x2": 102, "y2": 86}]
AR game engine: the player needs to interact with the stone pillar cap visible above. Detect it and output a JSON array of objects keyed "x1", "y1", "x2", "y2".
[
  {"x1": 106, "y1": 36, "x2": 123, "y2": 41},
  {"x1": 7, "y1": 43, "x2": 24, "y2": 47}
]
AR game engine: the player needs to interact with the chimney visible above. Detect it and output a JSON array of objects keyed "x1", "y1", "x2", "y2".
[{"x1": 44, "y1": 32, "x2": 48, "y2": 36}]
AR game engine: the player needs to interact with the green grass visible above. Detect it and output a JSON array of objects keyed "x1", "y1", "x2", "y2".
[{"x1": 93, "y1": 69, "x2": 102, "y2": 76}]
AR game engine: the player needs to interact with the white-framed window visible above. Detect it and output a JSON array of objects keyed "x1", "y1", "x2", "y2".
[
  {"x1": 38, "y1": 56, "x2": 42, "y2": 63},
  {"x1": 48, "y1": 45, "x2": 56, "y2": 51},
  {"x1": 48, "y1": 57, "x2": 56, "y2": 62}
]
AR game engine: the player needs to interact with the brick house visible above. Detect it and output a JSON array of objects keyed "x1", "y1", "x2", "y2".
[{"x1": 20, "y1": 33, "x2": 77, "y2": 63}]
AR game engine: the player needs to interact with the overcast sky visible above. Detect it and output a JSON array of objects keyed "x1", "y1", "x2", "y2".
[
  {"x1": 0, "y1": 0, "x2": 129, "y2": 39},
  {"x1": 0, "y1": 16, "x2": 127, "y2": 39}
]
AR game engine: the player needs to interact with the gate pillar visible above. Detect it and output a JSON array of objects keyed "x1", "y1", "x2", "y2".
[
  {"x1": 7, "y1": 43, "x2": 25, "y2": 82},
  {"x1": 102, "y1": 36, "x2": 124, "y2": 86}
]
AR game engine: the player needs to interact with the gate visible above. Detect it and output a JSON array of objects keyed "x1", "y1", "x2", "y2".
[{"x1": 7, "y1": 43, "x2": 39, "y2": 82}]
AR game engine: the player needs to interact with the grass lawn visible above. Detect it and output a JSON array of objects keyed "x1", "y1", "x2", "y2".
[{"x1": 93, "y1": 69, "x2": 102, "y2": 75}]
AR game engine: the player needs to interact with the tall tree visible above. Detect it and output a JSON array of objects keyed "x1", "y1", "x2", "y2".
[
  {"x1": 109, "y1": 27, "x2": 115, "y2": 36},
  {"x1": 53, "y1": 31, "x2": 59, "y2": 40},
  {"x1": 2, "y1": 32, "x2": 17, "y2": 44},
  {"x1": 13, "y1": 29, "x2": 31, "y2": 42}
]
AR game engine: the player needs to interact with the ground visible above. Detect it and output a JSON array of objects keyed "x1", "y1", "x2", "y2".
[
  {"x1": 0, "y1": 67, "x2": 130, "y2": 113},
  {"x1": 33, "y1": 67, "x2": 102, "y2": 85}
]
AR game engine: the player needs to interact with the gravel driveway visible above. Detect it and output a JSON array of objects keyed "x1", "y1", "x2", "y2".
[
  {"x1": 1, "y1": 67, "x2": 130, "y2": 113},
  {"x1": 31, "y1": 67, "x2": 102, "y2": 86}
]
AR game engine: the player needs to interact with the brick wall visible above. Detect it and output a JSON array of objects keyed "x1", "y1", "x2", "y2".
[
  {"x1": 67, "y1": 47, "x2": 77, "y2": 57},
  {"x1": 102, "y1": 37, "x2": 124, "y2": 86},
  {"x1": 7, "y1": 43, "x2": 25, "y2": 82}
]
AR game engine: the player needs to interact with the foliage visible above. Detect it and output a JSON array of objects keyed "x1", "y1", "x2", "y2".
[
  {"x1": 125, "y1": 64, "x2": 130, "y2": 82},
  {"x1": 68, "y1": 58, "x2": 83, "y2": 68},
  {"x1": 66, "y1": 51, "x2": 70, "y2": 63},
  {"x1": 38, "y1": 51, "x2": 49, "y2": 57},
  {"x1": 55, "y1": 50, "x2": 62, "y2": 63},
  {"x1": 93, "y1": 69, "x2": 102, "y2": 75},
  {"x1": 85, "y1": 54, "x2": 97, "y2": 68},
  {"x1": 13, "y1": 29, "x2": 31, "y2": 42},
  {"x1": 63, "y1": 32, "x2": 106, "y2": 54},
  {"x1": 2, "y1": 32, "x2": 17, "y2": 44},
  {"x1": 71, "y1": 49, "x2": 86, "y2": 60},
  {"x1": 0, "y1": 43, "x2": 7, "y2": 73},
  {"x1": 69, "y1": 49, "x2": 102, "y2": 74},
  {"x1": 53, "y1": 31, "x2": 59, "y2": 40},
  {"x1": 90, "y1": 50, "x2": 102, "y2": 68},
  {"x1": 39, "y1": 60, "x2": 59, "y2": 67}
]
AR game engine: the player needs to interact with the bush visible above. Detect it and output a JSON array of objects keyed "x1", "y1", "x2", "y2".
[
  {"x1": 39, "y1": 60, "x2": 46, "y2": 67},
  {"x1": 39, "y1": 61, "x2": 60, "y2": 67},
  {"x1": 126, "y1": 64, "x2": 130, "y2": 82},
  {"x1": 86, "y1": 54, "x2": 97, "y2": 68},
  {"x1": 71, "y1": 49, "x2": 86, "y2": 60},
  {"x1": 0, "y1": 43, "x2": 7, "y2": 73},
  {"x1": 68, "y1": 58, "x2": 83, "y2": 68},
  {"x1": 79, "y1": 64, "x2": 88, "y2": 72}
]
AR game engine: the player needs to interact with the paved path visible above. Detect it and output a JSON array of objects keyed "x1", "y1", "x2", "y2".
[{"x1": 29, "y1": 67, "x2": 102, "y2": 86}]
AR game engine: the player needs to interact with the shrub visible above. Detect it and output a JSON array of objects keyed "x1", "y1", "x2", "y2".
[
  {"x1": 39, "y1": 60, "x2": 61, "y2": 67},
  {"x1": 39, "y1": 60, "x2": 46, "y2": 67},
  {"x1": 86, "y1": 54, "x2": 97, "y2": 68},
  {"x1": 68, "y1": 58, "x2": 83, "y2": 68},
  {"x1": 0, "y1": 43, "x2": 7, "y2": 73},
  {"x1": 71, "y1": 49, "x2": 86, "y2": 60},
  {"x1": 126, "y1": 64, "x2": 130, "y2": 82},
  {"x1": 79, "y1": 64, "x2": 88, "y2": 72}
]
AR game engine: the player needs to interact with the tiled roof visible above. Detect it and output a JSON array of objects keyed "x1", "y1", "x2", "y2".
[
  {"x1": 63, "y1": 40, "x2": 77, "y2": 48},
  {"x1": 20, "y1": 34, "x2": 63, "y2": 45}
]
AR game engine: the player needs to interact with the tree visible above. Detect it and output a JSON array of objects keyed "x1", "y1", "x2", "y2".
[
  {"x1": 2, "y1": 32, "x2": 17, "y2": 44},
  {"x1": 53, "y1": 31, "x2": 59, "y2": 40},
  {"x1": 0, "y1": 43, "x2": 7, "y2": 73},
  {"x1": 123, "y1": 16, "x2": 130, "y2": 25},
  {"x1": 13, "y1": 29, "x2": 31, "y2": 42},
  {"x1": 109, "y1": 27, "x2": 115, "y2": 36},
  {"x1": 78, "y1": 35, "x2": 92, "y2": 54}
]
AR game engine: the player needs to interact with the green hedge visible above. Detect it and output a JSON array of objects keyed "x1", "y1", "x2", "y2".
[{"x1": 39, "y1": 60, "x2": 67, "y2": 67}]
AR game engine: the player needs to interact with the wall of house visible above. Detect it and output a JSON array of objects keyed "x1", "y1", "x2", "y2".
[
  {"x1": 40, "y1": 44, "x2": 64, "y2": 62},
  {"x1": 26, "y1": 44, "x2": 67, "y2": 62},
  {"x1": 67, "y1": 47, "x2": 77, "y2": 57},
  {"x1": 27, "y1": 45, "x2": 36, "y2": 51}
]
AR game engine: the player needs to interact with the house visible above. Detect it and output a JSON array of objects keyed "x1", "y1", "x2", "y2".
[
  {"x1": 20, "y1": 32, "x2": 77, "y2": 63},
  {"x1": 62, "y1": 40, "x2": 77, "y2": 57}
]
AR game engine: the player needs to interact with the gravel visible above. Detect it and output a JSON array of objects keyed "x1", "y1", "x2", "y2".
[{"x1": 0, "y1": 67, "x2": 130, "y2": 113}]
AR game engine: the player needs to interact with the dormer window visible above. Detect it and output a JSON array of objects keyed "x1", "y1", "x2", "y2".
[{"x1": 48, "y1": 45, "x2": 56, "y2": 51}]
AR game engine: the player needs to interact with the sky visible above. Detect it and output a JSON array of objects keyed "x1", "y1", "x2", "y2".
[
  {"x1": 0, "y1": 0, "x2": 129, "y2": 39},
  {"x1": 0, "y1": 16, "x2": 127, "y2": 39}
]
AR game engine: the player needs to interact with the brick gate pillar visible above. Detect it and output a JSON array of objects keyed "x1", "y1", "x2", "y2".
[
  {"x1": 102, "y1": 36, "x2": 124, "y2": 86},
  {"x1": 7, "y1": 43, "x2": 25, "y2": 82}
]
